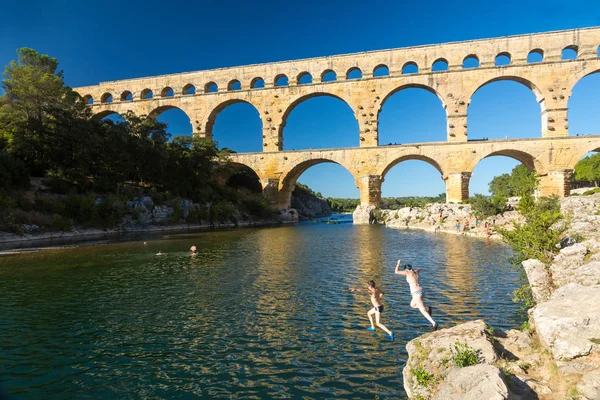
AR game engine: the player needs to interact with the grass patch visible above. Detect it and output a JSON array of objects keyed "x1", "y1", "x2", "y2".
[
  {"x1": 589, "y1": 338, "x2": 600, "y2": 344},
  {"x1": 411, "y1": 367, "x2": 434, "y2": 387},
  {"x1": 451, "y1": 341, "x2": 479, "y2": 367}
]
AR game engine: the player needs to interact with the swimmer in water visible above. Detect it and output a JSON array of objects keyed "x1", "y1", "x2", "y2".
[
  {"x1": 394, "y1": 259, "x2": 437, "y2": 330},
  {"x1": 190, "y1": 245, "x2": 197, "y2": 255},
  {"x1": 349, "y1": 280, "x2": 394, "y2": 341},
  {"x1": 156, "y1": 250, "x2": 165, "y2": 256}
]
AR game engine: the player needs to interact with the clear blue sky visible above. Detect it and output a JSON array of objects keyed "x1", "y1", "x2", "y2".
[{"x1": 1, "y1": 0, "x2": 599, "y2": 198}]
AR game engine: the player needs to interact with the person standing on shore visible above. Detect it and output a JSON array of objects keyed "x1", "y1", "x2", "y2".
[
  {"x1": 349, "y1": 280, "x2": 394, "y2": 341},
  {"x1": 394, "y1": 259, "x2": 437, "y2": 330}
]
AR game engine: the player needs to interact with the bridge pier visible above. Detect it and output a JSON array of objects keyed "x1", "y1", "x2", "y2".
[
  {"x1": 445, "y1": 172, "x2": 471, "y2": 203},
  {"x1": 539, "y1": 169, "x2": 573, "y2": 197},
  {"x1": 261, "y1": 177, "x2": 289, "y2": 210},
  {"x1": 358, "y1": 175, "x2": 382, "y2": 207}
]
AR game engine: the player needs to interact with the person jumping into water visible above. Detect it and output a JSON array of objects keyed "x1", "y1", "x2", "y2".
[
  {"x1": 394, "y1": 259, "x2": 437, "y2": 330},
  {"x1": 349, "y1": 280, "x2": 394, "y2": 341}
]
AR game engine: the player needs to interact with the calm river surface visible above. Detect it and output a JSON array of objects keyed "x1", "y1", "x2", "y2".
[{"x1": 0, "y1": 216, "x2": 523, "y2": 399}]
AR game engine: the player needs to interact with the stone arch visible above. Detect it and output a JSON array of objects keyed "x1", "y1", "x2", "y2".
[
  {"x1": 120, "y1": 91, "x2": 133, "y2": 101},
  {"x1": 205, "y1": 82, "x2": 218, "y2": 93},
  {"x1": 463, "y1": 54, "x2": 480, "y2": 68},
  {"x1": 468, "y1": 75, "x2": 544, "y2": 106},
  {"x1": 378, "y1": 84, "x2": 448, "y2": 144},
  {"x1": 297, "y1": 71, "x2": 312, "y2": 84},
  {"x1": 380, "y1": 154, "x2": 445, "y2": 179},
  {"x1": 432, "y1": 58, "x2": 449, "y2": 72},
  {"x1": 321, "y1": 69, "x2": 337, "y2": 82},
  {"x1": 224, "y1": 162, "x2": 263, "y2": 193},
  {"x1": 83, "y1": 94, "x2": 94, "y2": 105},
  {"x1": 274, "y1": 74, "x2": 289, "y2": 87},
  {"x1": 183, "y1": 84, "x2": 196, "y2": 95},
  {"x1": 373, "y1": 64, "x2": 390, "y2": 77},
  {"x1": 278, "y1": 92, "x2": 357, "y2": 141},
  {"x1": 205, "y1": 99, "x2": 262, "y2": 139},
  {"x1": 100, "y1": 93, "x2": 113, "y2": 104},
  {"x1": 566, "y1": 142, "x2": 600, "y2": 169},
  {"x1": 568, "y1": 67, "x2": 600, "y2": 94},
  {"x1": 250, "y1": 77, "x2": 265, "y2": 88},
  {"x1": 161, "y1": 87, "x2": 174, "y2": 97},
  {"x1": 346, "y1": 67, "x2": 362, "y2": 79},
  {"x1": 277, "y1": 158, "x2": 356, "y2": 207},
  {"x1": 401, "y1": 61, "x2": 418, "y2": 74},
  {"x1": 91, "y1": 110, "x2": 123, "y2": 121},
  {"x1": 379, "y1": 83, "x2": 446, "y2": 115},
  {"x1": 495, "y1": 52, "x2": 511, "y2": 66},
  {"x1": 148, "y1": 105, "x2": 191, "y2": 120},
  {"x1": 562, "y1": 45, "x2": 578, "y2": 60},
  {"x1": 468, "y1": 148, "x2": 541, "y2": 174},
  {"x1": 141, "y1": 88, "x2": 153, "y2": 99},
  {"x1": 228, "y1": 80, "x2": 241, "y2": 91},
  {"x1": 527, "y1": 49, "x2": 544, "y2": 63}
]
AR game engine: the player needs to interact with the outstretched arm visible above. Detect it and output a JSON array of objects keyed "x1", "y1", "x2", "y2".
[
  {"x1": 349, "y1": 288, "x2": 366, "y2": 293},
  {"x1": 395, "y1": 259, "x2": 408, "y2": 275}
]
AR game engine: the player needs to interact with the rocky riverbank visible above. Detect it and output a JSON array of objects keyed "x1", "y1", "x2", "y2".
[
  {"x1": 389, "y1": 194, "x2": 600, "y2": 399},
  {"x1": 353, "y1": 202, "x2": 524, "y2": 240}
]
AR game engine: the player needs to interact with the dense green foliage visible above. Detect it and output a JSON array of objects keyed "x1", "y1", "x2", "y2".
[
  {"x1": 468, "y1": 194, "x2": 505, "y2": 220},
  {"x1": 294, "y1": 182, "x2": 323, "y2": 198},
  {"x1": 489, "y1": 164, "x2": 538, "y2": 199},
  {"x1": 0, "y1": 48, "x2": 275, "y2": 233},
  {"x1": 326, "y1": 194, "x2": 445, "y2": 212},
  {"x1": 498, "y1": 196, "x2": 567, "y2": 264},
  {"x1": 574, "y1": 152, "x2": 600, "y2": 187}
]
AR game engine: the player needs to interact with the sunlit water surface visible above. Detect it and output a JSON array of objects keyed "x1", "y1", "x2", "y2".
[{"x1": 0, "y1": 217, "x2": 522, "y2": 399}]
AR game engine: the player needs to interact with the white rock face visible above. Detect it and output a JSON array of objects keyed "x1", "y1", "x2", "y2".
[
  {"x1": 352, "y1": 205, "x2": 375, "y2": 225},
  {"x1": 403, "y1": 320, "x2": 498, "y2": 399},
  {"x1": 532, "y1": 283, "x2": 600, "y2": 367},
  {"x1": 578, "y1": 369, "x2": 600, "y2": 400},
  {"x1": 433, "y1": 364, "x2": 509, "y2": 400},
  {"x1": 522, "y1": 259, "x2": 553, "y2": 303}
]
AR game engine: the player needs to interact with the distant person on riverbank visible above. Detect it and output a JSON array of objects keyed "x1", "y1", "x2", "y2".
[
  {"x1": 190, "y1": 245, "x2": 197, "y2": 255},
  {"x1": 349, "y1": 280, "x2": 394, "y2": 341},
  {"x1": 394, "y1": 259, "x2": 437, "y2": 330}
]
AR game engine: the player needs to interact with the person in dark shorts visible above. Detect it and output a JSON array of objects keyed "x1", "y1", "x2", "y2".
[{"x1": 349, "y1": 280, "x2": 394, "y2": 341}]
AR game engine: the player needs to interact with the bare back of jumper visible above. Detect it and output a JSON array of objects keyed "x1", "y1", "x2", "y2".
[{"x1": 406, "y1": 271, "x2": 423, "y2": 294}]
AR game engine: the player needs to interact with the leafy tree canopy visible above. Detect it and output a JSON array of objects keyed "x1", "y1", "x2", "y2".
[{"x1": 574, "y1": 153, "x2": 600, "y2": 186}]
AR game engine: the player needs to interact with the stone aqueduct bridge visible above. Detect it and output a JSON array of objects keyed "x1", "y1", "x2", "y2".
[{"x1": 75, "y1": 27, "x2": 600, "y2": 207}]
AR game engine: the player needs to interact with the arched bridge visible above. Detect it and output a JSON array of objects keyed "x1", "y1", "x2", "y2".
[
  {"x1": 74, "y1": 27, "x2": 600, "y2": 207},
  {"x1": 229, "y1": 136, "x2": 600, "y2": 207}
]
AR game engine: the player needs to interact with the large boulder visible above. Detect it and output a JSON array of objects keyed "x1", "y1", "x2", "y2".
[
  {"x1": 522, "y1": 259, "x2": 553, "y2": 303},
  {"x1": 549, "y1": 243, "x2": 589, "y2": 287},
  {"x1": 433, "y1": 364, "x2": 509, "y2": 400},
  {"x1": 353, "y1": 205, "x2": 376, "y2": 225},
  {"x1": 532, "y1": 283, "x2": 600, "y2": 373},
  {"x1": 402, "y1": 320, "x2": 498, "y2": 399}
]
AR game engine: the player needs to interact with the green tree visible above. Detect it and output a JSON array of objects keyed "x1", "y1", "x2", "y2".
[
  {"x1": 574, "y1": 153, "x2": 600, "y2": 187},
  {"x1": 498, "y1": 196, "x2": 567, "y2": 264},
  {"x1": 0, "y1": 48, "x2": 89, "y2": 176}
]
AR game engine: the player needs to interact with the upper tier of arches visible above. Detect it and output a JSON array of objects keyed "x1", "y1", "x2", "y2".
[{"x1": 80, "y1": 29, "x2": 600, "y2": 104}]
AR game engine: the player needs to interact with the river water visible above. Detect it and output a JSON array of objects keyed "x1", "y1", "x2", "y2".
[{"x1": 0, "y1": 216, "x2": 522, "y2": 399}]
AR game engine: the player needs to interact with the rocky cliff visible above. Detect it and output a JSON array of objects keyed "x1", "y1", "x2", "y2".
[
  {"x1": 290, "y1": 186, "x2": 331, "y2": 219},
  {"x1": 400, "y1": 194, "x2": 600, "y2": 399}
]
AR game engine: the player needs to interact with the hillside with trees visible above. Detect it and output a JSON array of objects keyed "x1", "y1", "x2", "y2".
[{"x1": 0, "y1": 48, "x2": 279, "y2": 235}]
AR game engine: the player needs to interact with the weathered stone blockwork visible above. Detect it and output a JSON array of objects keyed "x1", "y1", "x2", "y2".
[{"x1": 75, "y1": 28, "x2": 600, "y2": 208}]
